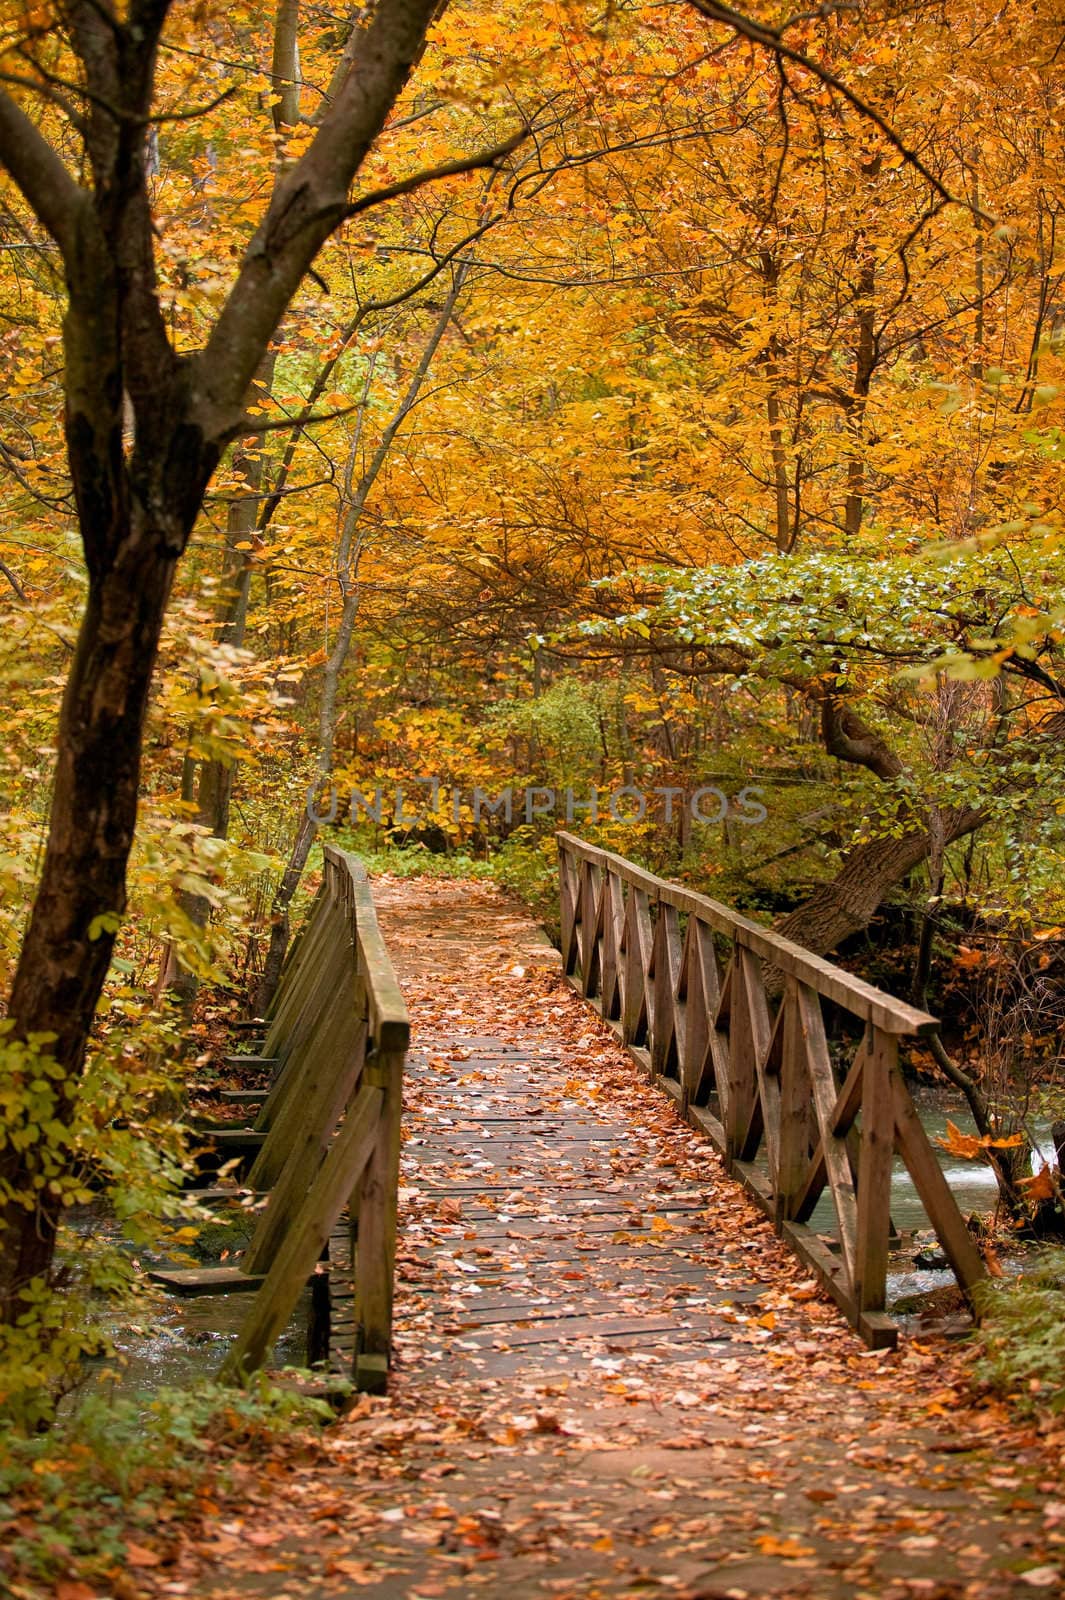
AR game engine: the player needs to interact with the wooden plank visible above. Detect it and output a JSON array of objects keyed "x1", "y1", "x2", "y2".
[
  {"x1": 333, "y1": 849, "x2": 410, "y2": 1055},
  {"x1": 351, "y1": 1049, "x2": 405, "y2": 1393},
  {"x1": 621, "y1": 886, "x2": 652, "y2": 1049},
  {"x1": 830, "y1": 1049, "x2": 866, "y2": 1137},
  {"x1": 148, "y1": 1265, "x2": 265, "y2": 1295},
  {"x1": 558, "y1": 843, "x2": 581, "y2": 976},
  {"x1": 891, "y1": 1074, "x2": 987, "y2": 1301},
  {"x1": 578, "y1": 859, "x2": 603, "y2": 999},
  {"x1": 250, "y1": 986, "x2": 368, "y2": 1194},
  {"x1": 791, "y1": 984, "x2": 859, "y2": 1289},
  {"x1": 555, "y1": 832, "x2": 937, "y2": 1035},
  {"x1": 243, "y1": 1017, "x2": 370, "y2": 1275},
  {"x1": 600, "y1": 871, "x2": 625, "y2": 1023},
  {"x1": 775, "y1": 980, "x2": 816, "y2": 1222},
  {"x1": 726, "y1": 948, "x2": 769, "y2": 1161},
  {"x1": 853, "y1": 1028, "x2": 895, "y2": 1313},
  {"x1": 201, "y1": 1128, "x2": 267, "y2": 1152},
  {"x1": 750, "y1": 966, "x2": 783, "y2": 1184},
  {"x1": 777, "y1": 1221, "x2": 900, "y2": 1348},
  {"x1": 255, "y1": 905, "x2": 352, "y2": 1133},
  {"x1": 220, "y1": 1085, "x2": 384, "y2": 1383}
]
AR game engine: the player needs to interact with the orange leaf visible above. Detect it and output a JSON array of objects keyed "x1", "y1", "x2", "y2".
[
  {"x1": 125, "y1": 1541, "x2": 162, "y2": 1567},
  {"x1": 1020, "y1": 1165, "x2": 1058, "y2": 1203},
  {"x1": 755, "y1": 1534, "x2": 815, "y2": 1558}
]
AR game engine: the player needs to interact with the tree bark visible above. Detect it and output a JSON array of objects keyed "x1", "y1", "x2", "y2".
[{"x1": 773, "y1": 807, "x2": 983, "y2": 960}]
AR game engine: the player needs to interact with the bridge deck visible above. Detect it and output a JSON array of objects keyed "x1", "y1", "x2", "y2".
[
  {"x1": 195, "y1": 877, "x2": 1058, "y2": 1599},
  {"x1": 383, "y1": 884, "x2": 806, "y2": 1384}
]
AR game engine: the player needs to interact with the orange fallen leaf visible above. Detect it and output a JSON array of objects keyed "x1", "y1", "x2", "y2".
[
  {"x1": 755, "y1": 1534, "x2": 815, "y2": 1558},
  {"x1": 125, "y1": 1541, "x2": 162, "y2": 1568}
]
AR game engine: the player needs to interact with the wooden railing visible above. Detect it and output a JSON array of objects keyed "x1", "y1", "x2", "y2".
[
  {"x1": 557, "y1": 832, "x2": 986, "y2": 1347},
  {"x1": 210, "y1": 847, "x2": 408, "y2": 1391}
]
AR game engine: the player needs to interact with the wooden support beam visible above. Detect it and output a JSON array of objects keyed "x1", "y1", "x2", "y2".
[
  {"x1": 220, "y1": 1085, "x2": 384, "y2": 1383},
  {"x1": 853, "y1": 1029, "x2": 895, "y2": 1313},
  {"x1": 148, "y1": 1266, "x2": 265, "y2": 1296}
]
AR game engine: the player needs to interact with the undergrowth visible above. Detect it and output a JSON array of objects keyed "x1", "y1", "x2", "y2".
[
  {"x1": 0, "y1": 1376, "x2": 332, "y2": 1591},
  {"x1": 971, "y1": 1249, "x2": 1065, "y2": 1415}
]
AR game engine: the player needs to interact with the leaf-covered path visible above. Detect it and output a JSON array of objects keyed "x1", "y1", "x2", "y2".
[{"x1": 186, "y1": 879, "x2": 1061, "y2": 1600}]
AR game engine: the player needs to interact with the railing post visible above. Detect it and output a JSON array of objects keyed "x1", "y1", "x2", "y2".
[
  {"x1": 650, "y1": 902, "x2": 681, "y2": 1079},
  {"x1": 578, "y1": 860, "x2": 603, "y2": 999},
  {"x1": 352, "y1": 1042, "x2": 405, "y2": 1393},
  {"x1": 621, "y1": 885, "x2": 652, "y2": 1048},
  {"x1": 558, "y1": 843, "x2": 580, "y2": 977},
  {"x1": 854, "y1": 1027, "x2": 896, "y2": 1313}
]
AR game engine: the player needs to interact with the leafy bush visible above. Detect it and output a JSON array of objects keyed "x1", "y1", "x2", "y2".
[
  {"x1": 971, "y1": 1251, "x2": 1065, "y2": 1415},
  {"x1": 0, "y1": 1376, "x2": 332, "y2": 1588}
]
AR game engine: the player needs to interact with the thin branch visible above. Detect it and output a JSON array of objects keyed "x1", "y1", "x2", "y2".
[
  {"x1": 344, "y1": 125, "x2": 530, "y2": 219},
  {"x1": 685, "y1": 0, "x2": 994, "y2": 222}
]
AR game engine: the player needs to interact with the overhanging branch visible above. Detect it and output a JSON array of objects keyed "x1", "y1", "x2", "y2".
[
  {"x1": 0, "y1": 87, "x2": 88, "y2": 263},
  {"x1": 685, "y1": 0, "x2": 994, "y2": 223}
]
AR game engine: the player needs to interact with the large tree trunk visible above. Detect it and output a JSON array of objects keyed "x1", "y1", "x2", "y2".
[
  {"x1": 0, "y1": 521, "x2": 184, "y2": 1315},
  {"x1": 773, "y1": 808, "x2": 983, "y2": 960}
]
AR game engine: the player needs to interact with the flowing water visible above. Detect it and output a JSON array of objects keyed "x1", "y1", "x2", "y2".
[{"x1": 872, "y1": 1093, "x2": 1055, "y2": 1307}]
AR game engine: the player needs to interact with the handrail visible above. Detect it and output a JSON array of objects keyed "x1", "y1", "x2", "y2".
[
  {"x1": 323, "y1": 845, "x2": 409, "y2": 1055},
  {"x1": 558, "y1": 832, "x2": 936, "y2": 1037},
  {"x1": 557, "y1": 831, "x2": 987, "y2": 1348},
  {"x1": 219, "y1": 849, "x2": 408, "y2": 1391}
]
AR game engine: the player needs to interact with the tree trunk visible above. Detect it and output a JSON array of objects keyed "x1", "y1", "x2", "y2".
[
  {"x1": 773, "y1": 808, "x2": 983, "y2": 959},
  {"x1": 0, "y1": 0, "x2": 470, "y2": 1326},
  {"x1": 0, "y1": 524, "x2": 180, "y2": 1315}
]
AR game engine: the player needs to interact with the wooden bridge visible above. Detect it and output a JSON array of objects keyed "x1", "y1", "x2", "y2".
[{"x1": 170, "y1": 833, "x2": 989, "y2": 1392}]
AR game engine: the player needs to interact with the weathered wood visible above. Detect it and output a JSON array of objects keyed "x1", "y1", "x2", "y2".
[
  {"x1": 557, "y1": 833, "x2": 985, "y2": 1349},
  {"x1": 148, "y1": 1265, "x2": 265, "y2": 1295},
  {"x1": 650, "y1": 902, "x2": 682, "y2": 1081},
  {"x1": 220, "y1": 1084, "x2": 384, "y2": 1382},
  {"x1": 578, "y1": 860, "x2": 603, "y2": 1000},
  {"x1": 600, "y1": 870, "x2": 625, "y2": 1023},
  {"x1": 775, "y1": 981, "x2": 816, "y2": 1222},
  {"x1": 352, "y1": 1049, "x2": 405, "y2": 1392},
  {"x1": 853, "y1": 1029, "x2": 896, "y2": 1312},
  {"x1": 219, "y1": 847, "x2": 409, "y2": 1388},
  {"x1": 557, "y1": 832, "x2": 938, "y2": 1035},
  {"x1": 891, "y1": 1073, "x2": 987, "y2": 1301},
  {"x1": 201, "y1": 1128, "x2": 267, "y2": 1152},
  {"x1": 621, "y1": 886, "x2": 652, "y2": 1049},
  {"x1": 242, "y1": 1016, "x2": 370, "y2": 1275},
  {"x1": 247, "y1": 979, "x2": 364, "y2": 1191}
]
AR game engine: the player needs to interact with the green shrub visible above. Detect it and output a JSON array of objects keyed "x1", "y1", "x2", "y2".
[{"x1": 971, "y1": 1250, "x2": 1065, "y2": 1415}]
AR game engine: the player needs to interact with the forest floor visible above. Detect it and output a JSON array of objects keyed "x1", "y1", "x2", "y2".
[{"x1": 147, "y1": 878, "x2": 1062, "y2": 1600}]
